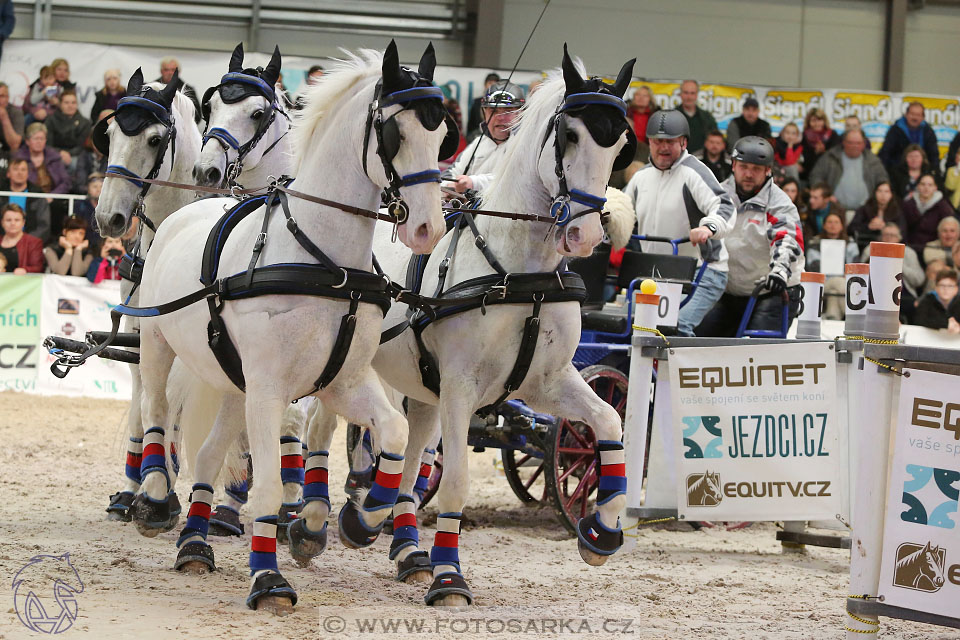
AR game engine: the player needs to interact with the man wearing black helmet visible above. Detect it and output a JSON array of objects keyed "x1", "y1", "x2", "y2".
[
  {"x1": 442, "y1": 80, "x2": 524, "y2": 196},
  {"x1": 624, "y1": 109, "x2": 736, "y2": 336},
  {"x1": 697, "y1": 136, "x2": 805, "y2": 336}
]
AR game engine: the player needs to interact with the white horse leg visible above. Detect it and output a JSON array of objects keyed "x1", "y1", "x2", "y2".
[
  {"x1": 209, "y1": 429, "x2": 250, "y2": 537},
  {"x1": 131, "y1": 327, "x2": 177, "y2": 538},
  {"x1": 277, "y1": 403, "x2": 306, "y2": 543},
  {"x1": 424, "y1": 393, "x2": 473, "y2": 607},
  {"x1": 287, "y1": 399, "x2": 336, "y2": 566},
  {"x1": 412, "y1": 421, "x2": 441, "y2": 509},
  {"x1": 243, "y1": 386, "x2": 296, "y2": 615},
  {"x1": 175, "y1": 396, "x2": 245, "y2": 574},
  {"x1": 527, "y1": 365, "x2": 626, "y2": 566},
  {"x1": 106, "y1": 363, "x2": 145, "y2": 521},
  {"x1": 325, "y1": 370, "x2": 408, "y2": 550},
  {"x1": 391, "y1": 399, "x2": 438, "y2": 584}
]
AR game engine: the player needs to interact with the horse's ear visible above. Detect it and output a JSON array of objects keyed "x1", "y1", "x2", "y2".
[
  {"x1": 612, "y1": 58, "x2": 636, "y2": 99},
  {"x1": 382, "y1": 39, "x2": 403, "y2": 92},
  {"x1": 262, "y1": 46, "x2": 281, "y2": 87},
  {"x1": 418, "y1": 42, "x2": 436, "y2": 82},
  {"x1": 160, "y1": 69, "x2": 179, "y2": 104},
  {"x1": 229, "y1": 43, "x2": 244, "y2": 73},
  {"x1": 561, "y1": 43, "x2": 584, "y2": 95},
  {"x1": 127, "y1": 68, "x2": 144, "y2": 94}
]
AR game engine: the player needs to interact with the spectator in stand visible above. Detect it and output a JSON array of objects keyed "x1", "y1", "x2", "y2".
[
  {"x1": 678, "y1": 80, "x2": 717, "y2": 153},
  {"x1": 800, "y1": 108, "x2": 839, "y2": 183},
  {"x1": 156, "y1": 57, "x2": 201, "y2": 122},
  {"x1": 72, "y1": 172, "x2": 103, "y2": 246},
  {"x1": 943, "y1": 147, "x2": 960, "y2": 210},
  {"x1": 442, "y1": 97, "x2": 466, "y2": 162},
  {"x1": 781, "y1": 177, "x2": 802, "y2": 208},
  {"x1": 89, "y1": 69, "x2": 126, "y2": 122},
  {"x1": 697, "y1": 136, "x2": 803, "y2": 336},
  {"x1": 466, "y1": 72, "x2": 500, "y2": 139},
  {"x1": 774, "y1": 122, "x2": 803, "y2": 182},
  {"x1": 902, "y1": 173, "x2": 954, "y2": 254},
  {"x1": 889, "y1": 144, "x2": 933, "y2": 201},
  {"x1": 0, "y1": 158, "x2": 50, "y2": 244},
  {"x1": 627, "y1": 85, "x2": 659, "y2": 147},
  {"x1": 803, "y1": 182, "x2": 845, "y2": 240},
  {"x1": 923, "y1": 216, "x2": 959, "y2": 268},
  {"x1": 861, "y1": 223, "x2": 925, "y2": 318},
  {"x1": 693, "y1": 129, "x2": 732, "y2": 183},
  {"x1": 0, "y1": 203, "x2": 43, "y2": 273},
  {"x1": 879, "y1": 101, "x2": 940, "y2": 176},
  {"x1": 805, "y1": 210, "x2": 859, "y2": 319},
  {"x1": 843, "y1": 115, "x2": 862, "y2": 133},
  {"x1": 23, "y1": 65, "x2": 62, "y2": 124},
  {"x1": 15, "y1": 122, "x2": 71, "y2": 194},
  {"x1": 45, "y1": 91, "x2": 93, "y2": 189},
  {"x1": 43, "y1": 215, "x2": 93, "y2": 276},
  {"x1": 86, "y1": 235, "x2": 126, "y2": 283},
  {"x1": 0, "y1": 82, "x2": 24, "y2": 173},
  {"x1": 293, "y1": 64, "x2": 325, "y2": 110},
  {"x1": 50, "y1": 58, "x2": 75, "y2": 92},
  {"x1": 725, "y1": 97, "x2": 770, "y2": 151},
  {"x1": 808, "y1": 128, "x2": 888, "y2": 210},
  {"x1": 912, "y1": 268, "x2": 960, "y2": 333},
  {"x1": 847, "y1": 181, "x2": 900, "y2": 250},
  {"x1": 0, "y1": 0, "x2": 14, "y2": 68}
]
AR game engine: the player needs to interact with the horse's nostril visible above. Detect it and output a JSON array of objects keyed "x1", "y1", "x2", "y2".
[
  {"x1": 204, "y1": 166, "x2": 221, "y2": 185},
  {"x1": 108, "y1": 213, "x2": 126, "y2": 231}
]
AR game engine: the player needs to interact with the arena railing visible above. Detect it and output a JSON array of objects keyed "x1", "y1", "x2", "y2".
[{"x1": 0, "y1": 189, "x2": 86, "y2": 217}]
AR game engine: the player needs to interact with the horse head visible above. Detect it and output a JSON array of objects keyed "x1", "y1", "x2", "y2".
[
  {"x1": 921, "y1": 542, "x2": 946, "y2": 588},
  {"x1": 195, "y1": 44, "x2": 288, "y2": 187}
]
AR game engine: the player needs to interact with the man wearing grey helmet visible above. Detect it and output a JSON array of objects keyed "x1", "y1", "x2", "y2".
[
  {"x1": 624, "y1": 109, "x2": 736, "y2": 336},
  {"x1": 697, "y1": 136, "x2": 805, "y2": 336},
  {"x1": 442, "y1": 80, "x2": 525, "y2": 196}
]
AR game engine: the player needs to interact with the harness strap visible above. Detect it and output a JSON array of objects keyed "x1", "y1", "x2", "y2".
[
  {"x1": 460, "y1": 210, "x2": 508, "y2": 276},
  {"x1": 275, "y1": 189, "x2": 342, "y2": 274},
  {"x1": 207, "y1": 295, "x2": 246, "y2": 390},
  {"x1": 245, "y1": 196, "x2": 274, "y2": 289},
  {"x1": 311, "y1": 294, "x2": 361, "y2": 392},
  {"x1": 487, "y1": 293, "x2": 545, "y2": 410}
]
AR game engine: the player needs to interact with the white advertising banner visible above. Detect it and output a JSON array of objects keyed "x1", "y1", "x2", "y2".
[
  {"x1": 37, "y1": 275, "x2": 132, "y2": 399},
  {"x1": 668, "y1": 342, "x2": 842, "y2": 521},
  {"x1": 878, "y1": 368, "x2": 960, "y2": 619}
]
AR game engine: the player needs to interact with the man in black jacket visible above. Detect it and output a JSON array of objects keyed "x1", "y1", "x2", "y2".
[
  {"x1": 878, "y1": 102, "x2": 939, "y2": 176},
  {"x1": 725, "y1": 97, "x2": 770, "y2": 151},
  {"x1": 155, "y1": 57, "x2": 201, "y2": 123}
]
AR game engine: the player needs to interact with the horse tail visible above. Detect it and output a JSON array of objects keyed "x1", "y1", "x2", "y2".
[{"x1": 165, "y1": 359, "x2": 246, "y2": 488}]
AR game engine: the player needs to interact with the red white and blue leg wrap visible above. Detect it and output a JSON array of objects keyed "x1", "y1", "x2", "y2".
[
  {"x1": 430, "y1": 512, "x2": 462, "y2": 573},
  {"x1": 125, "y1": 436, "x2": 143, "y2": 484},
  {"x1": 178, "y1": 483, "x2": 214, "y2": 547},
  {"x1": 168, "y1": 441, "x2": 180, "y2": 476},
  {"x1": 224, "y1": 477, "x2": 248, "y2": 505},
  {"x1": 249, "y1": 516, "x2": 279, "y2": 575},
  {"x1": 362, "y1": 452, "x2": 404, "y2": 513},
  {"x1": 412, "y1": 448, "x2": 436, "y2": 503},
  {"x1": 596, "y1": 440, "x2": 626, "y2": 505},
  {"x1": 280, "y1": 436, "x2": 305, "y2": 486},
  {"x1": 303, "y1": 450, "x2": 330, "y2": 508},
  {"x1": 140, "y1": 427, "x2": 169, "y2": 490},
  {"x1": 389, "y1": 494, "x2": 419, "y2": 560}
]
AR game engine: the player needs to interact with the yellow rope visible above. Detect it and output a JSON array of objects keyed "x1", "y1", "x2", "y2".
[
  {"x1": 632, "y1": 325, "x2": 670, "y2": 347},
  {"x1": 844, "y1": 594, "x2": 880, "y2": 634},
  {"x1": 622, "y1": 516, "x2": 677, "y2": 538},
  {"x1": 860, "y1": 336, "x2": 906, "y2": 376}
]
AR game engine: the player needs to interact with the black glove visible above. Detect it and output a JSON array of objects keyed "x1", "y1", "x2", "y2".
[{"x1": 764, "y1": 272, "x2": 787, "y2": 294}]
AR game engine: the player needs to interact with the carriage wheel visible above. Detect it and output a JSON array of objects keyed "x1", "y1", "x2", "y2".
[
  {"x1": 545, "y1": 364, "x2": 629, "y2": 536},
  {"x1": 502, "y1": 446, "x2": 547, "y2": 504}
]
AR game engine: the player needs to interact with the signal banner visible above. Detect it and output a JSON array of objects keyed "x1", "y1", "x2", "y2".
[
  {"x1": 668, "y1": 342, "x2": 841, "y2": 521},
  {"x1": 878, "y1": 369, "x2": 960, "y2": 619}
]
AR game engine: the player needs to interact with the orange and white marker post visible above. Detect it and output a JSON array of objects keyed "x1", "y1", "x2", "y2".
[
  {"x1": 796, "y1": 271, "x2": 825, "y2": 339},
  {"x1": 843, "y1": 264, "x2": 869, "y2": 338}
]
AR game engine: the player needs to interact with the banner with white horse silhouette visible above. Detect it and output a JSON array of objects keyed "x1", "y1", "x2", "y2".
[
  {"x1": 668, "y1": 342, "x2": 842, "y2": 522},
  {"x1": 878, "y1": 368, "x2": 960, "y2": 618}
]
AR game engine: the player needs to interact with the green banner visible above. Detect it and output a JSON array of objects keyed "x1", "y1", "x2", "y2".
[{"x1": 0, "y1": 275, "x2": 43, "y2": 391}]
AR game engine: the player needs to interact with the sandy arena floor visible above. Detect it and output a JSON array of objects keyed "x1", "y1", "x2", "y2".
[{"x1": 0, "y1": 392, "x2": 956, "y2": 639}]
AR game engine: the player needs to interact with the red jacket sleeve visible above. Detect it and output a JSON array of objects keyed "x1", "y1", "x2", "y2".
[{"x1": 17, "y1": 234, "x2": 45, "y2": 273}]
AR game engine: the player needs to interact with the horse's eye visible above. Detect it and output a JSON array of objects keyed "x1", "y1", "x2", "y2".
[
  {"x1": 148, "y1": 135, "x2": 161, "y2": 147},
  {"x1": 566, "y1": 131, "x2": 579, "y2": 144},
  {"x1": 251, "y1": 110, "x2": 264, "y2": 120}
]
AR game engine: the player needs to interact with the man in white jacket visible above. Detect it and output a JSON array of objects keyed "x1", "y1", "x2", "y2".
[
  {"x1": 623, "y1": 110, "x2": 736, "y2": 335},
  {"x1": 442, "y1": 80, "x2": 524, "y2": 196},
  {"x1": 698, "y1": 136, "x2": 805, "y2": 336}
]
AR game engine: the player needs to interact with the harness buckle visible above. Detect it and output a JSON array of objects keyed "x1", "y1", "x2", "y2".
[
  {"x1": 438, "y1": 257, "x2": 450, "y2": 278},
  {"x1": 253, "y1": 232, "x2": 267, "y2": 252},
  {"x1": 331, "y1": 268, "x2": 349, "y2": 289},
  {"x1": 286, "y1": 217, "x2": 299, "y2": 233},
  {"x1": 474, "y1": 235, "x2": 487, "y2": 251}
]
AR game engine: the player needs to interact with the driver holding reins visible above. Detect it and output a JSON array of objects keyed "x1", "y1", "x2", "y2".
[{"x1": 442, "y1": 80, "x2": 525, "y2": 197}]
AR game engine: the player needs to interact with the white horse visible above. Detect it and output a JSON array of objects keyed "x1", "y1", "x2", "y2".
[
  {"x1": 302, "y1": 47, "x2": 637, "y2": 606},
  {"x1": 94, "y1": 70, "x2": 202, "y2": 524},
  {"x1": 133, "y1": 42, "x2": 449, "y2": 614}
]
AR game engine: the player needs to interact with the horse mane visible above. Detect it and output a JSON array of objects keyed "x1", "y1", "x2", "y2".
[
  {"x1": 895, "y1": 546, "x2": 926, "y2": 570},
  {"x1": 289, "y1": 49, "x2": 383, "y2": 173},
  {"x1": 481, "y1": 59, "x2": 587, "y2": 212}
]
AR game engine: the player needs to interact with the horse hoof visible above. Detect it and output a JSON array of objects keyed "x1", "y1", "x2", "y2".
[
  {"x1": 256, "y1": 595, "x2": 294, "y2": 616},
  {"x1": 405, "y1": 570, "x2": 433, "y2": 584},
  {"x1": 106, "y1": 491, "x2": 135, "y2": 522},
  {"x1": 247, "y1": 571, "x2": 298, "y2": 614},
  {"x1": 131, "y1": 493, "x2": 171, "y2": 538},
  {"x1": 578, "y1": 540, "x2": 609, "y2": 566},
  {"x1": 396, "y1": 550, "x2": 432, "y2": 583},
  {"x1": 424, "y1": 572, "x2": 473, "y2": 607},
  {"x1": 337, "y1": 501, "x2": 382, "y2": 549},
  {"x1": 288, "y1": 519, "x2": 327, "y2": 567},
  {"x1": 431, "y1": 594, "x2": 470, "y2": 607},
  {"x1": 209, "y1": 505, "x2": 244, "y2": 537},
  {"x1": 174, "y1": 541, "x2": 216, "y2": 574}
]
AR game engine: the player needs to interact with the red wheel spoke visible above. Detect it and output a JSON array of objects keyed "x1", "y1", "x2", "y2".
[
  {"x1": 558, "y1": 446, "x2": 594, "y2": 456},
  {"x1": 524, "y1": 463, "x2": 545, "y2": 490},
  {"x1": 564, "y1": 460, "x2": 597, "y2": 514},
  {"x1": 515, "y1": 453, "x2": 532, "y2": 467},
  {"x1": 604, "y1": 381, "x2": 616, "y2": 404},
  {"x1": 561, "y1": 422, "x2": 593, "y2": 449},
  {"x1": 557, "y1": 455, "x2": 589, "y2": 483}
]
